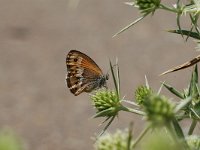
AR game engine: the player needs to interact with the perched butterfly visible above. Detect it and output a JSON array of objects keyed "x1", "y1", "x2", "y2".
[{"x1": 66, "y1": 50, "x2": 109, "y2": 96}]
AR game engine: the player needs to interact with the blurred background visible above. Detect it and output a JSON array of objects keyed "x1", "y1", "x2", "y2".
[{"x1": 0, "y1": 0, "x2": 199, "y2": 149}]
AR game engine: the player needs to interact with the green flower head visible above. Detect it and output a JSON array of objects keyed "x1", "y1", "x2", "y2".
[
  {"x1": 135, "y1": 85, "x2": 153, "y2": 105},
  {"x1": 142, "y1": 95, "x2": 175, "y2": 126},
  {"x1": 135, "y1": 0, "x2": 161, "y2": 14},
  {"x1": 91, "y1": 90, "x2": 123, "y2": 118}
]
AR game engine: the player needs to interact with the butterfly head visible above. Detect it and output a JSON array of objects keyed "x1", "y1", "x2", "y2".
[{"x1": 98, "y1": 73, "x2": 109, "y2": 89}]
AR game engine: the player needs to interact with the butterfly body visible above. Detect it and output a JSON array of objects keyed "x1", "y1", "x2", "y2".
[{"x1": 66, "y1": 50, "x2": 108, "y2": 96}]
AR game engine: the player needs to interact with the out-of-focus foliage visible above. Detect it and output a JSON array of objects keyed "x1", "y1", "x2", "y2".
[
  {"x1": 94, "y1": 129, "x2": 133, "y2": 150},
  {"x1": 0, "y1": 128, "x2": 23, "y2": 150},
  {"x1": 140, "y1": 129, "x2": 184, "y2": 150}
]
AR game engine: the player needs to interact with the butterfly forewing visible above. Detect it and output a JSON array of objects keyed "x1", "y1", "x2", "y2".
[{"x1": 66, "y1": 50, "x2": 106, "y2": 96}]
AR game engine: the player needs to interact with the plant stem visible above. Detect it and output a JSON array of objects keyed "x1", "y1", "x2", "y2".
[
  {"x1": 121, "y1": 100, "x2": 139, "y2": 107},
  {"x1": 168, "y1": 121, "x2": 189, "y2": 150},
  {"x1": 167, "y1": 123, "x2": 180, "y2": 143},
  {"x1": 167, "y1": 123, "x2": 185, "y2": 149},
  {"x1": 120, "y1": 106, "x2": 145, "y2": 116},
  {"x1": 132, "y1": 125, "x2": 151, "y2": 149},
  {"x1": 127, "y1": 122, "x2": 133, "y2": 150},
  {"x1": 188, "y1": 119, "x2": 197, "y2": 135},
  {"x1": 172, "y1": 119, "x2": 185, "y2": 140},
  {"x1": 159, "y1": 4, "x2": 179, "y2": 13}
]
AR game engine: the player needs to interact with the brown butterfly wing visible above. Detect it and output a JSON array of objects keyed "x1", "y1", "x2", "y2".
[{"x1": 66, "y1": 50, "x2": 104, "y2": 96}]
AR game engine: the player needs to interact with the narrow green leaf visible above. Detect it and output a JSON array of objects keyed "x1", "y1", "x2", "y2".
[
  {"x1": 98, "y1": 116, "x2": 115, "y2": 137},
  {"x1": 127, "y1": 122, "x2": 133, "y2": 150},
  {"x1": 176, "y1": 0, "x2": 180, "y2": 6},
  {"x1": 157, "y1": 81, "x2": 164, "y2": 95},
  {"x1": 176, "y1": 13, "x2": 184, "y2": 38},
  {"x1": 185, "y1": 23, "x2": 194, "y2": 41},
  {"x1": 124, "y1": 2, "x2": 135, "y2": 6},
  {"x1": 92, "y1": 108, "x2": 114, "y2": 118},
  {"x1": 121, "y1": 100, "x2": 139, "y2": 107},
  {"x1": 174, "y1": 97, "x2": 192, "y2": 113},
  {"x1": 113, "y1": 14, "x2": 149, "y2": 37},
  {"x1": 116, "y1": 58, "x2": 120, "y2": 97},
  {"x1": 120, "y1": 106, "x2": 145, "y2": 115},
  {"x1": 188, "y1": 64, "x2": 198, "y2": 97},
  {"x1": 109, "y1": 60, "x2": 119, "y2": 98},
  {"x1": 194, "y1": 64, "x2": 198, "y2": 83},
  {"x1": 189, "y1": 13, "x2": 200, "y2": 34},
  {"x1": 193, "y1": 101, "x2": 200, "y2": 118},
  {"x1": 196, "y1": 83, "x2": 200, "y2": 95},
  {"x1": 163, "y1": 83, "x2": 184, "y2": 99},
  {"x1": 171, "y1": 119, "x2": 189, "y2": 149},
  {"x1": 98, "y1": 116, "x2": 111, "y2": 126},
  {"x1": 188, "y1": 120, "x2": 197, "y2": 135},
  {"x1": 172, "y1": 119, "x2": 185, "y2": 139},
  {"x1": 190, "y1": 108, "x2": 200, "y2": 119},
  {"x1": 145, "y1": 75, "x2": 150, "y2": 89},
  {"x1": 168, "y1": 29, "x2": 200, "y2": 39}
]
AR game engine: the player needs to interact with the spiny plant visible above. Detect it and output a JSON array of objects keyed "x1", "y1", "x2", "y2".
[{"x1": 91, "y1": 0, "x2": 200, "y2": 150}]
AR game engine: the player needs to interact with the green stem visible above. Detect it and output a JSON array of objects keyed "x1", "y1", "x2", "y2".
[
  {"x1": 188, "y1": 119, "x2": 197, "y2": 135},
  {"x1": 166, "y1": 123, "x2": 186, "y2": 149},
  {"x1": 159, "y1": 4, "x2": 179, "y2": 13},
  {"x1": 121, "y1": 100, "x2": 139, "y2": 107},
  {"x1": 172, "y1": 119, "x2": 185, "y2": 140},
  {"x1": 167, "y1": 123, "x2": 180, "y2": 144},
  {"x1": 132, "y1": 124, "x2": 151, "y2": 149},
  {"x1": 168, "y1": 121, "x2": 189, "y2": 150},
  {"x1": 127, "y1": 122, "x2": 133, "y2": 150},
  {"x1": 120, "y1": 106, "x2": 145, "y2": 116}
]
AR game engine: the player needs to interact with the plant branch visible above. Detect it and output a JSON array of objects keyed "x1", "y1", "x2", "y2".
[
  {"x1": 120, "y1": 105, "x2": 145, "y2": 116},
  {"x1": 159, "y1": 4, "x2": 179, "y2": 13},
  {"x1": 188, "y1": 119, "x2": 197, "y2": 135},
  {"x1": 132, "y1": 124, "x2": 151, "y2": 149}
]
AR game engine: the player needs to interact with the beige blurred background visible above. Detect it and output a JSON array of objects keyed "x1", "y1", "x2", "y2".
[{"x1": 0, "y1": 0, "x2": 198, "y2": 150}]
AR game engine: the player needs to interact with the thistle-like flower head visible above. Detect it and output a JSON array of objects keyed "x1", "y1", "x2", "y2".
[
  {"x1": 91, "y1": 90, "x2": 123, "y2": 118},
  {"x1": 135, "y1": 85, "x2": 153, "y2": 104},
  {"x1": 142, "y1": 95, "x2": 175, "y2": 126},
  {"x1": 135, "y1": 0, "x2": 161, "y2": 14}
]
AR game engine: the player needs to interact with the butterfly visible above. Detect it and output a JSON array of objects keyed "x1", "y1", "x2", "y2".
[{"x1": 66, "y1": 50, "x2": 109, "y2": 96}]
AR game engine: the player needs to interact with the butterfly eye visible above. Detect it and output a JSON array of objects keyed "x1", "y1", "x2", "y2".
[{"x1": 74, "y1": 58, "x2": 78, "y2": 62}]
